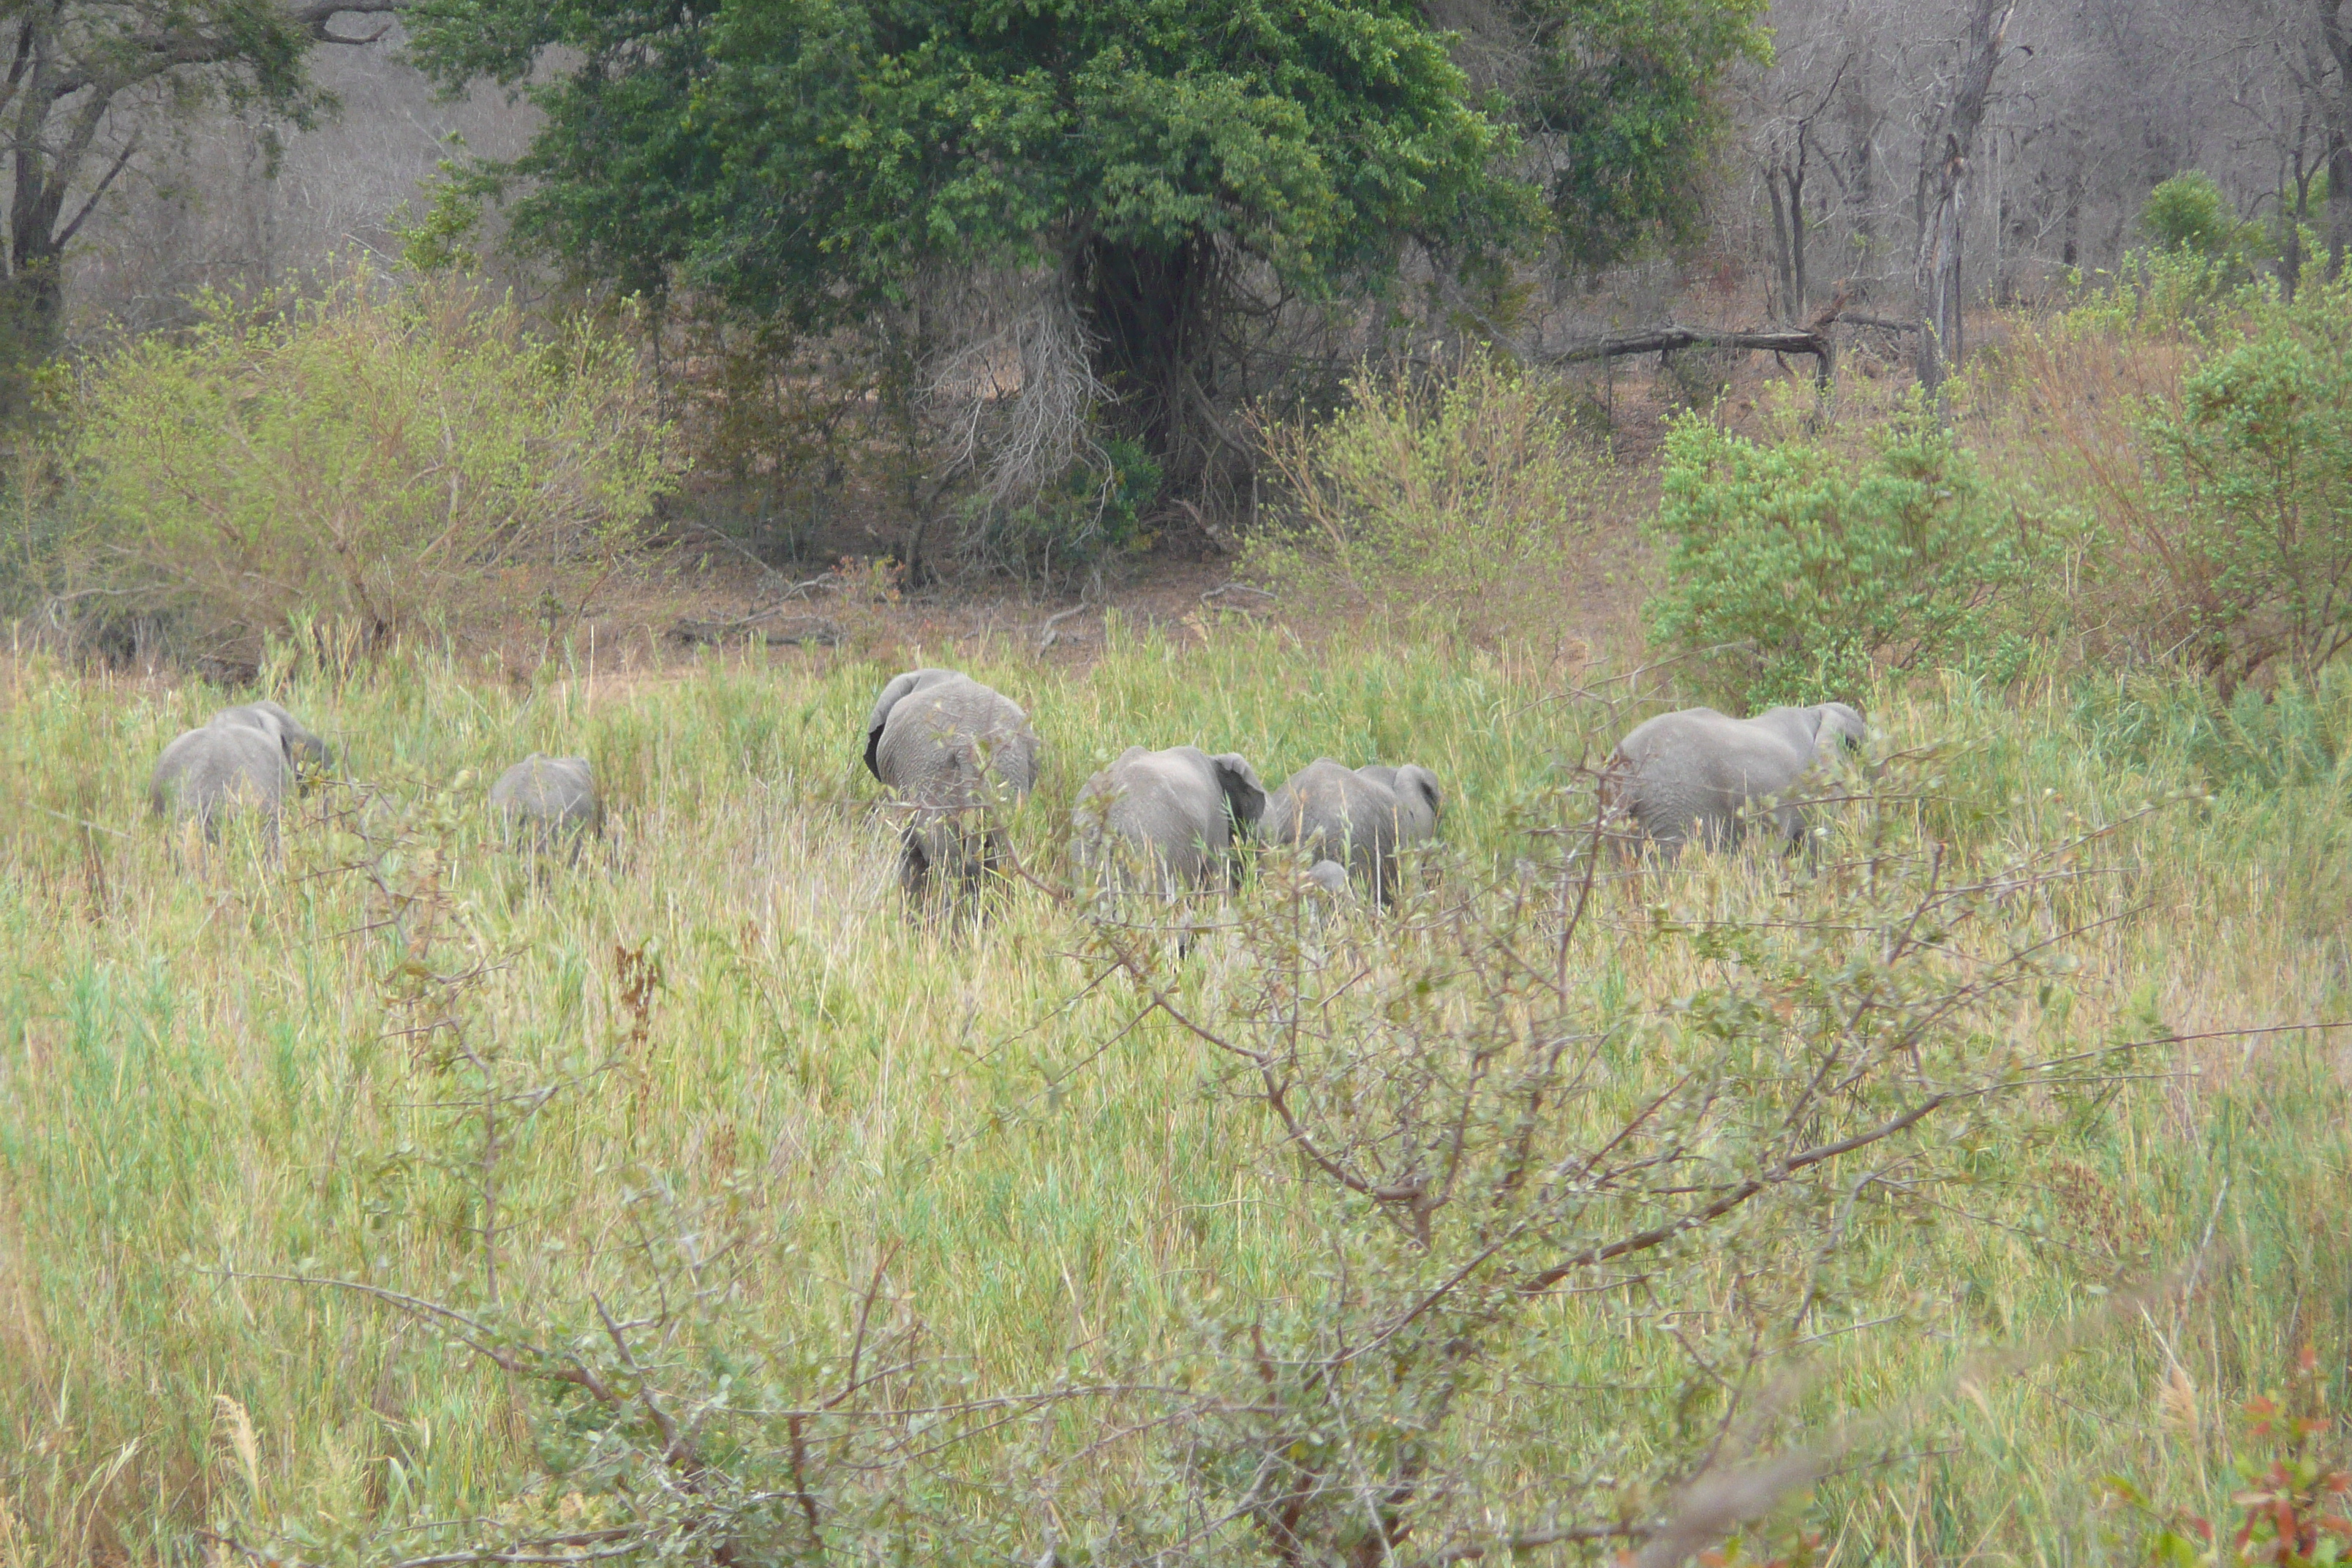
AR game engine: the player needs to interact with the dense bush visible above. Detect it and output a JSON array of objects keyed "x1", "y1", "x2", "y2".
[
  {"x1": 1643, "y1": 409, "x2": 2033, "y2": 707},
  {"x1": 2137, "y1": 287, "x2": 2352, "y2": 687},
  {"x1": 61, "y1": 271, "x2": 680, "y2": 662},
  {"x1": 1244, "y1": 353, "x2": 1599, "y2": 640}
]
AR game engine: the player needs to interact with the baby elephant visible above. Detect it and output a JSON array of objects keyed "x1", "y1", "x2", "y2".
[
  {"x1": 1602, "y1": 701, "x2": 1867, "y2": 856},
  {"x1": 1258, "y1": 759, "x2": 1445, "y2": 904},
  {"x1": 864, "y1": 668, "x2": 1041, "y2": 897},
  {"x1": 490, "y1": 755, "x2": 600, "y2": 856},
  {"x1": 1073, "y1": 745, "x2": 1267, "y2": 896},
  {"x1": 150, "y1": 699, "x2": 329, "y2": 844}
]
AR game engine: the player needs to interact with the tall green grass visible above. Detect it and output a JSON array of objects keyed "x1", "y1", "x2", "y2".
[{"x1": 0, "y1": 628, "x2": 2347, "y2": 1564}]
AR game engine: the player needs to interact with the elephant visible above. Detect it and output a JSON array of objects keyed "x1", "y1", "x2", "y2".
[
  {"x1": 150, "y1": 720, "x2": 297, "y2": 843},
  {"x1": 1072, "y1": 745, "x2": 1266, "y2": 896},
  {"x1": 1257, "y1": 759, "x2": 1447, "y2": 904},
  {"x1": 211, "y1": 700, "x2": 331, "y2": 777},
  {"x1": 490, "y1": 754, "x2": 600, "y2": 855},
  {"x1": 864, "y1": 668, "x2": 1041, "y2": 896},
  {"x1": 1601, "y1": 702, "x2": 1868, "y2": 856}
]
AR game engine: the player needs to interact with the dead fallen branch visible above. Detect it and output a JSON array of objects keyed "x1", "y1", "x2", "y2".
[{"x1": 1550, "y1": 325, "x2": 1835, "y2": 388}]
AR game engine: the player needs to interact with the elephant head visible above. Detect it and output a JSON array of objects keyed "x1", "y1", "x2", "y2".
[{"x1": 211, "y1": 700, "x2": 331, "y2": 780}]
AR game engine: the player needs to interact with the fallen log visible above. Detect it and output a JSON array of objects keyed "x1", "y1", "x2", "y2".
[{"x1": 1550, "y1": 325, "x2": 1835, "y2": 388}]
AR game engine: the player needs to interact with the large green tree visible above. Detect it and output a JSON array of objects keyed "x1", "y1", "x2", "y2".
[{"x1": 405, "y1": 0, "x2": 1761, "y2": 491}]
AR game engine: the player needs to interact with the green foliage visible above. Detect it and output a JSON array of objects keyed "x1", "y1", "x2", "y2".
[
  {"x1": 388, "y1": 144, "x2": 495, "y2": 278},
  {"x1": 63, "y1": 271, "x2": 682, "y2": 661},
  {"x1": 2074, "y1": 669, "x2": 2352, "y2": 795},
  {"x1": 2141, "y1": 173, "x2": 2271, "y2": 270},
  {"x1": 1501, "y1": 0, "x2": 1774, "y2": 265},
  {"x1": 2136, "y1": 282, "x2": 2352, "y2": 686},
  {"x1": 402, "y1": 0, "x2": 1537, "y2": 323},
  {"x1": 1243, "y1": 352, "x2": 1600, "y2": 640},
  {"x1": 1644, "y1": 409, "x2": 2034, "y2": 707}
]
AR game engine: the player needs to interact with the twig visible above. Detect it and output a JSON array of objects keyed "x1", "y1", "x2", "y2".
[{"x1": 1039, "y1": 601, "x2": 1096, "y2": 652}]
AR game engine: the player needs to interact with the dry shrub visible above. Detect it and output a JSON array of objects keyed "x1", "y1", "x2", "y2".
[
  {"x1": 1244, "y1": 351, "x2": 1601, "y2": 641},
  {"x1": 2005, "y1": 314, "x2": 2206, "y2": 666},
  {"x1": 63, "y1": 268, "x2": 682, "y2": 663}
]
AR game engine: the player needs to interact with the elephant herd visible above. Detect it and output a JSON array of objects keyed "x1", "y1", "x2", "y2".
[
  {"x1": 860, "y1": 666, "x2": 1871, "y2": 905},
  {"x1": 143, "y1": 669, "x2": 1870, "y2": 890},
  {"x1": 862, "y1": 667, "x2": 1454, "y2": 905}
]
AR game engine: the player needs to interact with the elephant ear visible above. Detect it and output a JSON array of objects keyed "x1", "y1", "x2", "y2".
[
  {"x1": 1210, "y1": 753, "x2": 1267, "y2": 828},
  {"x1": 1815, "y1": 702, "x2": 1868, "y2": 754},
  {"x1": 1398, "y1": 765, "x2": 1443, "y2": 822},
  {"x1": 864, "y1": 671, "x2": 926, "y2": 781},
  {"x1": 246, "y1": 707, "x2": 300, "y2": 765}
]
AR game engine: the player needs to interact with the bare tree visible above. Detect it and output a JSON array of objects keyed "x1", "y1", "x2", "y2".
[
  {"x1": 0, "y1": 0, "x2": 398, "y2": 405},
  {"x1": 1914, "y1": 1, "x2": 2015, "y2": 394}
]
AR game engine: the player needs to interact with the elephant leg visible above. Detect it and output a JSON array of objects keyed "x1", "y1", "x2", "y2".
[{"x1": 899, "y1": 826, "x2": 931, "y2": 895}]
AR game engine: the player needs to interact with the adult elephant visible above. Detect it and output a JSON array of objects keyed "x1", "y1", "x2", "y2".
[
  {"x1": 490, "y1": 754, "x2": 600, "y2": 856},
  {"x1": 1257, "y1": 759, "x2": 1444, "y2": 905},
  {"x1": 1072, "y1": 745, "x2": 1266, "y2": 896},
  {"x1": 864, "y1": 668, "x2": 1041, "y2": 896},
  {"x1": 150, "y1": 700, "x2": 325, "y2": 844},
  {"x1": 1601, "y1": 702, "x2": 1867, "y2": 856}
]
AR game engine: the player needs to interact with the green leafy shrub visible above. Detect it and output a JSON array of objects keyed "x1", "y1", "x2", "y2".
[
  {"x1": 1244, "y1": 352, "x2": 1600, "y2": 641},
  {"x1": 2134, "y1": 284, "x2": 2352, "y2": 688},
  {"x1": 2141, "y1": 173, "x2": 2271, "y2": 271},
  {"x1": 63, "y1": 269, "x2": 681, "y2": 662},
  {"x1": 1643, "y1": 409, "x2": 2034, "y2": 707}
]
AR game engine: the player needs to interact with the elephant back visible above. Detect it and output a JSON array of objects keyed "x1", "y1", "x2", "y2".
[
  {"x1": 872, "y1": 672, "x2": 1039, "y2": 807},
  {"x1": 151, "y1": 723, "x2": 292, "y2": 836},
  {"x1": 211, "y1": 700, "x2": 332, "y2": 774},
  {"x1": 492, "y1": 755, "x2": 599, "y2": 825},
  {"x1": 1261, "y1": 758, "x2": 1395, "y2": 881}
]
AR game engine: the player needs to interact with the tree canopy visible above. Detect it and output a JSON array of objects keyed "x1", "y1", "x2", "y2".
[{"x1": 407, "y1": 0, "x2": 1765, "y2": 500}]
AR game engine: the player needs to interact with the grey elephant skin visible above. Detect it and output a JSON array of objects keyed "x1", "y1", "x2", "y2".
[
  {"x1": 149, "y1": 700, "x2": 326, "y2": 842},
  {"x1": 1073, "y1": 745, "x2": 1266, "y2": 895},
  {"x1": 212, "y1": 700, "x2": 331, "y2": 776},
  {"x1": 490, "y1": 755, "x2": 601, "y2": 854},
  {"x1": 1602, "y1": 702, "x2": 1867, "y2": 855},
  {"x1": 1257, "y1": 759, "x2": 1445, "y2": 903},
  {"x1": 864, "y1": 668, "x2": 1041, "y2": 895}
]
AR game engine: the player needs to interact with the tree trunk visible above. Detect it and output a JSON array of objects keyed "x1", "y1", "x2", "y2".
[
  {"x1": 2319, "y1": 1, "x2": 2352, "y2": 280},
  {"x1": 0, "y1": 257, "x2": 63, "y2": 421},
  {"x1": 1078, "y1": 233, "x2": 1232, "y2": 502},
  {"x1": 1914, "y1": 1, "x2": 2011, "y2": 398},
  {"x1": 1788, "y1": 165, "x2": 1809, "y2": 317},
  {"x1": 1766, "y1": 170, "x2": 1795, "y2": 320}
]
